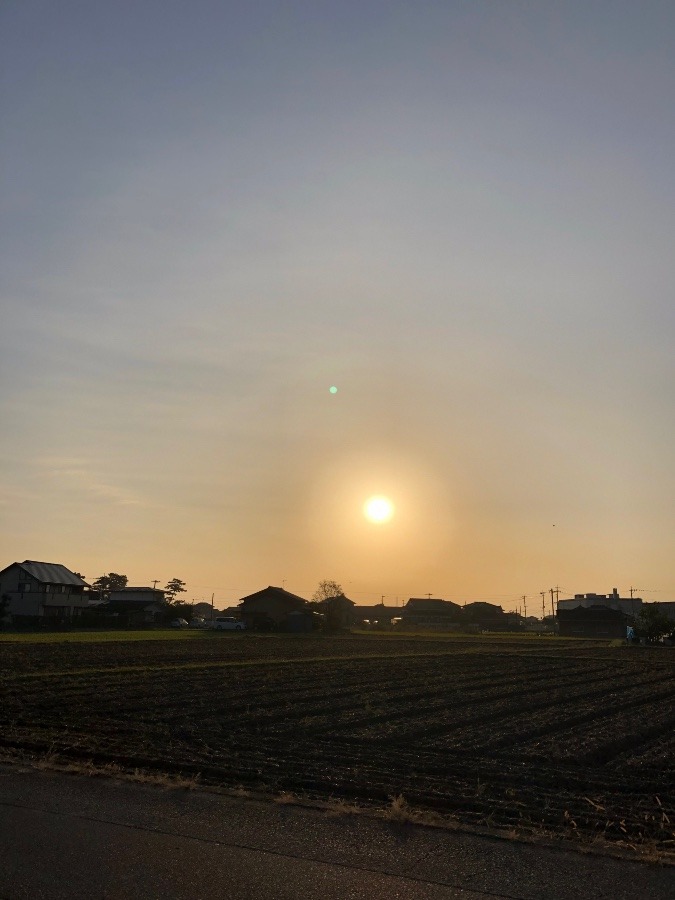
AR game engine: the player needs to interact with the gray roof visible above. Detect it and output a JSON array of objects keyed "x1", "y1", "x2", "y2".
[{"x1": 19, "y1": 560, "x2": 89, "y2": 587}]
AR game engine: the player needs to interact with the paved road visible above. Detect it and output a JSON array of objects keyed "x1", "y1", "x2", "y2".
[{"x1": 0, "y1": 765, "x2": 672, "y2": 899}]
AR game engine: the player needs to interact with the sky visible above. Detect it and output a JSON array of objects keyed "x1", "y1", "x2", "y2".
[{"x1": 1, "y1": 1, "x2": 674, "y2": 609}]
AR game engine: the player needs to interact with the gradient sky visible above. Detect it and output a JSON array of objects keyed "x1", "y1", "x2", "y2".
[{"x1": 2, "y1": 1, "x2": 673, "y2": 608}]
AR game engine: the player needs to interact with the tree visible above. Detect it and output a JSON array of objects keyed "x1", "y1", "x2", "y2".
[
  {"x1": 91, "y1": 573, "x2": 128, "y2": 600},
  {"x1": 161, "y1": 600, "x2": 194, "y2": 624},
  {"x1": 311, "y1": 581, "x2": 352, "y2": 631},
  {"x1": 312, "y1": 580, "x2": 343, "y2": 602},
  {"x1": 165, "y1": 578, "x2": 187, "y2": 602},
  {"x1": 635, "y1": 605, "x2": 674, "y2": 643}
]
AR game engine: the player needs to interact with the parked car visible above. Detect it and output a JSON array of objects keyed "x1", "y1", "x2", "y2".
[
  {"x1": 188, "y1": 617, "x2": 208, "y2": 628},
  {"x1": 213, "y1": 616, "x2": 246, "y2": 631},
  {"x1": 170, "y1": 618, "x2": 189, "y2": 628}
]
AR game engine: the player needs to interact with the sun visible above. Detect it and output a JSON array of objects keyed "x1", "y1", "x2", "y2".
[{"x1": 363, "y1": 495, "x2": 394, "y2": 524}]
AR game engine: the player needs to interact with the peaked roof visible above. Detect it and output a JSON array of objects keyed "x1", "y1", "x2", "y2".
[
  {"x1": 463, "y1": 601, "x2": 504, "y2": 613},
  {"x1": 11, "y1": 561, "x2": 89, "y2": 587},
  {"x1": 239, "y1": 585, "x2": 307, "y2": 606},
  {"x1": 405, "y1": 598, "x2": 462, "y2": 612},
  {"x1": 319, "y1": 593, "x2": 355, "y2": 606}
]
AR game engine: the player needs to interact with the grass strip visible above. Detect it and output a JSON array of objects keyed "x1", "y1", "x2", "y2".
[
  {"x1": 0, "y1": 630, "x2": 604, "y2": 645},
  {"x1": 0, "y1": 630, "x2": 209, "y2": 643}
]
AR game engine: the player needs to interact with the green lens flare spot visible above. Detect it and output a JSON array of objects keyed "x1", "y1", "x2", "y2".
[{"x1": 329, "y1": 386, "x2": 338, "y2": 394}]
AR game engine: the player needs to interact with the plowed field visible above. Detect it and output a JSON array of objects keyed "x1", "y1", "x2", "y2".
[{"x1": 1, "y1": 633, "x2": 673, "y2": 857}]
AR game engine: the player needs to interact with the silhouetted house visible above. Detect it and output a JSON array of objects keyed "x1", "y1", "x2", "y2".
[
  {"x1": 238, "y1": 585, "x2": 309, "y2": 631},
  {"x1": 216, "y1": 605, "x2": 243, "y2": 618},
  {"x1": 0, "y1": 560, "x2": 90, "y2": 625},
  {"x1": 109, "y1": 587, "x2": 165, "y2": 606},
  {"x1": 286, "y1": 609, "x2": 316, "y2": 633},
  {"x1": 558, "y1": 605, "x2": 628, "y2": 639},
  {"x1": 105, "y1": 587, "x2": 166, "y2": 626},
  {"x1": 352, "y1": 603, "x2": 396, "y2": 627},
  {"x1": 504, "y1": 612, "x2": 526, "y2": 631},
  {"x1": 316, "y1": 593, "x2": 355, "y2": 630},
  {"x1": 462, "y1": 602, "x2": 507, "y2": 630},
  {"x1": 401, "y1": 598, "x2": 462, "y2": 629}
]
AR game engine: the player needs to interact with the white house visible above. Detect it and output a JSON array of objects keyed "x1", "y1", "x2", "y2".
[{"x1": 0, "y1": 560, "x2": 90, "y2": 624}]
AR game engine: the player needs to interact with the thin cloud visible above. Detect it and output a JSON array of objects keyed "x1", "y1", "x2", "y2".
[{"x1": 32, "y1": 456, "x2": 142, "y2": 507}]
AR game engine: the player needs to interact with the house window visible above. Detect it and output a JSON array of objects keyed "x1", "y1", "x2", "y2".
[{"x1": 19, "y1": 583, "x2": 31, "y2": 592}]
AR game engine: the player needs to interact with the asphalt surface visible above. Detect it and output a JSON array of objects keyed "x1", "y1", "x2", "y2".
[{"x1": 0, "y1": 765, "x2": 673, "y2": 899}]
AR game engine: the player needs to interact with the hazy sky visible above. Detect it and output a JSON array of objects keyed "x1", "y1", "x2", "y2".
[{"x1": 2, "y1": 1, "x2": 673, "y2": 608}]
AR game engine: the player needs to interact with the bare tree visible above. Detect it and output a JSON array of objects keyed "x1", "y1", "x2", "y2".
[{"x1": 312, "y1": 580, "x2": 343, "y2": 602}]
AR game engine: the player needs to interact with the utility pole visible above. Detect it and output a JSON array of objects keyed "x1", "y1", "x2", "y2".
[
  {"x1": 540, "y1": 591, "x2": 546, "y2": 620},
  {"x1": 521, "y1": 595, "x2": 527, "y2": 619},
  {"x1": 152, "y1": 580, "x2": 159, "y2": 589},
  {"x1": 425, "y1": 593, "x2": 432, "y2": 600},
  {"x1": 549, "y1": 586, "x2": 560, "y2": 619}
]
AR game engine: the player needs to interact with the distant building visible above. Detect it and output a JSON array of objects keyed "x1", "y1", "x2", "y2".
[
  {"x1": 238, "y1": 585, "x2": 310, "y2": 631},
  {"x1": 192, "y1": 601, "x2": 216, "y2": 618},
  {"x1": 0, "y1": 560, "x2": 90, "y2": 625},
  {"x1": 315, "y1": 593, "x2": 356, "y2": 630},
  {"x1": 351, "y1": 603, "x2": 396, "y2": 627},
  {"x1": 462, "y1": 601, "x2": 507, "y2": 630},
  {"x1": 558, "y1": 605, "x2": 628, "y2": 639},
  {"x1": 109, "y1": 586, "x2": 165, "y2": 606},
  {"x1": 400, "y1": 598, "x2": 462, "y2": 629},
  {"x1": 558, "y1": 589, "x2": 642, "y2": 618},
  {"x1": 106, "y1": 586, "x2": 166, "y2": 626}
]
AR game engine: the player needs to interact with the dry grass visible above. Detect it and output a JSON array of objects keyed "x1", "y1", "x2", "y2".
[
  {"x1": 377, "y1": 794, "x2": 447, "y2": 828},
  {"x1": 25, "y1": 749, "x2": 202, "y2": 789},
  {"x1": 323, "y1": 797, "x2": 363, "y2": 818},
  {"x1": 6, "y1": 748, "x2": 674, "y2": 865},
  {"x1": 229, "y1": 785, "x2": 253, "y2": 799}
]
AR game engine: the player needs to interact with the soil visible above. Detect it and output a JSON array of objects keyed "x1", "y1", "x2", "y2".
[{"x1": 1, "y1": 633, "x2": 673, "y2": 856}]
